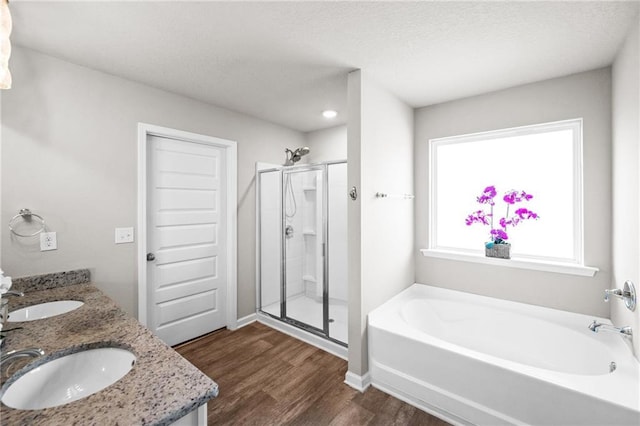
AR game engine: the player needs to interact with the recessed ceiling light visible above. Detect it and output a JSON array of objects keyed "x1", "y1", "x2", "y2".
[{"x1": 322, "y1": 110, "x2": 338, "y2": 119}]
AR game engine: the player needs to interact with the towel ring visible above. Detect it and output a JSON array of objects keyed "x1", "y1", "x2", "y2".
[{"x1": 8, "y1": 209, "x2": 46, "y2": 237}]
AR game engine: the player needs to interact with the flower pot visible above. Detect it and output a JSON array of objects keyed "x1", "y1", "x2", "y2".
[{"x1": 485, "y1": 243, "x2": 511, "y2": 259}]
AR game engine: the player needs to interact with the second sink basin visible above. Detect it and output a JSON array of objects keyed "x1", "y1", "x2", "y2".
[
  {"x1": 1, "y1": 347, "x2": 136, "y2": 410},
  {"x1": 8, "y1": 300, "x2": 84, "y2": 322}
]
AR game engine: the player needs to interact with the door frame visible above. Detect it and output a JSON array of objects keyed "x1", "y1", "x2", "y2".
[{"x1": 137, "y1": 123, "x2": 238, "y2": 330}]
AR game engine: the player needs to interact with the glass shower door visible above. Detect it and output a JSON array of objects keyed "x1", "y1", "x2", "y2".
[
  {"x1": 258, "y1": 168, "x2": 282, "y2": 319},
  {"x1": 326, "y1": 162, "x2": 348, "y2": 344},
  {"x1": 282, "y1": 167, "x2": 324, "y2": 332}
]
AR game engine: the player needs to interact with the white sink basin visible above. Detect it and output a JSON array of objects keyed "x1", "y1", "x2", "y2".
[
  {"x1": 1, "y1": 347, "x2": 136, "y2": 410},
  {"x1": 8, "y1": 300, "x2": 84, "y2": 322}
]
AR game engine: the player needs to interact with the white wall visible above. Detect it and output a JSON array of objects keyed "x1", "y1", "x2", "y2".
[
  {"x1": 347, "y1": 71, "x2": 363, "y2": 377},
  {"x1": 305, "y1": 124, "x2": 347, "y2": 163},
  {"x1": 1, "y1": 47, "x2": 305, "y2": 318},
  {"x1": 415, "y1": 68, "x2": 612, "y2": 318},
  {"x1": 612, "y1": 19, "x2": 639, "y2": 357},
  {"x1": 347, "y1": 70, "x2": 414, "y2": 377}
]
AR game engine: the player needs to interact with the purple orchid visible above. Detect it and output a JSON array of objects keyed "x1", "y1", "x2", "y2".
[
  {"x1": 465, "y1": 210, "x2": 491, "y2": 226},
  {"x1": 490, "y1": 228, "x2": 509, "y2": 241},
  {"x1": 476, "y1": 185, "x2": 497, "y2": 205},
  {"x1": 466, "y1": 186, "x2": 539, "y2": 243},
  {"x1": 503, "y1": 190, "x2": 533, "y2": 205},
  {"x1": 514, "y1": 207, "x2": 538, "y2": 219}
]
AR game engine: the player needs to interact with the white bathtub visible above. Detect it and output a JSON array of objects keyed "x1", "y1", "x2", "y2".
[{"x1": 368, "y1": 284, "x2": 640, "y2": 426}]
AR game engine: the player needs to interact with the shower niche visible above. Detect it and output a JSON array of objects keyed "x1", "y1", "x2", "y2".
[{"x1": 257, "y1": 161, "x2": 347, "y2": 346}]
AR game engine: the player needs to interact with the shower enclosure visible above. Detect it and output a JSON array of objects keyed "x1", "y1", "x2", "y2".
[{"x1": 257, "y1": 160, "x2": 347, "y2": 345}]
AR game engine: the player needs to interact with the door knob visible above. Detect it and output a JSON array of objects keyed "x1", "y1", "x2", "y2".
[{"x1": 146, "y1": 253, "x2": 155, "y2": 261}]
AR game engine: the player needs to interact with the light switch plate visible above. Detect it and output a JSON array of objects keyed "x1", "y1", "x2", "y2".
[
  {"x1": 40, "y1": 232, "x2": 57, "y2": 251},
  {"x1": 115, "y1": 227, "x2": 134, "y2": 244}
]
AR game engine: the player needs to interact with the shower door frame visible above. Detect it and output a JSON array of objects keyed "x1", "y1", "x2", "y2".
[{"x1": 256, "y1": 160, "x2": 347, "y2": 347}]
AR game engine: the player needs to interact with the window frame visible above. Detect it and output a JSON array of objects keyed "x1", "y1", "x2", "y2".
[{"x1": 424, "y1": 118, "x2": 597, "y2": 276}]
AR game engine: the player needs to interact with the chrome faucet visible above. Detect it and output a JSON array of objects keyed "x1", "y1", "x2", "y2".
[
  {"x1": 588, "y1": 320, "x2": 633, "y2": 339},
  {"x1": 604, "y1": 288, "x2": 625, "y2": 301},
  {"x1": 2, "y1": 290, "x2": 24, "y2": 297},
  {"x1": 604, "y1": 280, "x2": 636, "y2": 311},
  {"x1": 1, "y1": 348, "x2": 45, "y2": 364}
]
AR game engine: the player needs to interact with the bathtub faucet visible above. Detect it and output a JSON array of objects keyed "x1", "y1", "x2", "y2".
[{"x1": 588, "y1": 320, "x2": 632, "y2": 339}]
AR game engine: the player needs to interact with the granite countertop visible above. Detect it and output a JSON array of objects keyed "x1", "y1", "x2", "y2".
[{"x1": 0, "y1": 283, "x2": 218, "y2": 425}]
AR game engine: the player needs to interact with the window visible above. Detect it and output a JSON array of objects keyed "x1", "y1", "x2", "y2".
[{"x1": 427, "y1": 119, "x2": 585, "y2": 267}]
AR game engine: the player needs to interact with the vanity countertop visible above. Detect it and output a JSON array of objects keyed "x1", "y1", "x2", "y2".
[{"x1": 0, "y1": 283, "x2": 218, "y2": 425}]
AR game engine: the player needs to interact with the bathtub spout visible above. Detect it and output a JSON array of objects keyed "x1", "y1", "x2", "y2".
[{"x1": 589, "y1": 320, "x2": 633, "y2": 339}]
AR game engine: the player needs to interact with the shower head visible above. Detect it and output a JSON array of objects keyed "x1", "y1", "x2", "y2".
[{"x1": 285, "y1": 147, "x2": 311, "y2": 165}]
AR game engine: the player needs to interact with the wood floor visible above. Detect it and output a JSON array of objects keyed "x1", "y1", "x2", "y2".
[{"x1": 175, "y1": 322, "x2": 450, "y2": 426}]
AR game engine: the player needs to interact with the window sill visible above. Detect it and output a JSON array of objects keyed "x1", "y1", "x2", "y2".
[{"x1": 420, "y1": 249, "x2": 598, "y2": 277}]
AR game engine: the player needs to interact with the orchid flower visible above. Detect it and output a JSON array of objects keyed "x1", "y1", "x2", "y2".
[{"x1": 466, "y1": 186, "x2": 539, "y2": 243}]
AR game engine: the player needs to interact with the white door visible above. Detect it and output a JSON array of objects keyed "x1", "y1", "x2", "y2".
[{"x1": 147, "y1": 134, "x2": 227, "y2": 346}]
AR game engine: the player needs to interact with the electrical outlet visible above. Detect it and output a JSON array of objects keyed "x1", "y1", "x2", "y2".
[
  {"x1": 115, "y1": 227, "x2": 134, "y2": 244},
  {"x1": 40, "y1": 232, "x2": 57, "y2": 251}
]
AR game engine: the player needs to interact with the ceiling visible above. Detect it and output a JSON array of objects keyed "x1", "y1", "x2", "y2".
[{"x1": 9, "y1": 1, "x2": 640, "y2": 133}]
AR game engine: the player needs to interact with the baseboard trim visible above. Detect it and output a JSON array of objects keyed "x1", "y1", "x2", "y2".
[
  {"x1": 236, "y1": 313, "x2": 257, "y2": 329},
  {"x1": 257, "y1": 312, "x2": 347, "y2": 360},
  {"x1": 344, "y1": 371, "x2": 371, "y2": 392}
]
